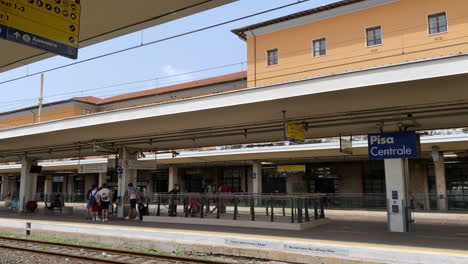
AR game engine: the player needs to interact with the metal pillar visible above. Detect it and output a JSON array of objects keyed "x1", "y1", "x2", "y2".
[
  {"x1": 385, "y1": 158, "x2": 412, "y2": 232},
  {"x1": 252, "y1": 162, "x2": 262, "y2": 194},
  {"x1": 0, "y1": 175, "x2": 9, "y2": 199},
  {"x1": 19, "y1": 158, "x2": 37, "y2": 212},
  {"x1": 98, "y1": 172, "x2": 107, "y2": 187},
  {"x1": 118, "y1": 147, "x2": 137, "y2": 218},
  {"x1": 434, "y1": 153, "x2": 448, "y2": 211},
  {"x1": 168, "y1": 167, "x2": 179, "y2": 192}
]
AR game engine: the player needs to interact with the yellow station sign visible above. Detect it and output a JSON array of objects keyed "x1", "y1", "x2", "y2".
[
  {"x1": 0, "y1": 0, "x2": 81, "y2": 59},
  {"x1": 284, "y1": 122, "x2": 305, "y2": 143},
  {"x1": 277, "y1": 165, "x2": 306, "y2": 173}
]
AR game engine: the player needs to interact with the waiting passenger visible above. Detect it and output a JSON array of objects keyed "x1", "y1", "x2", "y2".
[
  {"x1": 88, "y1": 185, "x2": 99, "y2": 221},
  {"x1": 98, "y1": 184, "x2": 112, "y2": 222},
  {"x1": 189, "y1": 198, "x2": 200, "y2": 217},
  {"x1": 124, "y1": 183, "x2": 138, "y2": 220},
  {"x1": 4, "y1": 193, "x2": 12, "y2": 208},
  {"x1": 50, "y1": 194, "x2": 63, "y2": 208}
]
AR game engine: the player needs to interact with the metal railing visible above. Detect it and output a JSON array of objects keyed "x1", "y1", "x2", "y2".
[
  {"x1": 145, "y1": 193, "x2": 326, "y2": 223},
  {"x1": 323, "y1": 193, "x2": 387, "y2": 210},
  {"x1": 35, "y1": 192, "x2": 86, "y2": 203}
]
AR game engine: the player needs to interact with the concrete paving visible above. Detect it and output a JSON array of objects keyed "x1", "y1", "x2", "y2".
[{"x1": 0, "y1": 209, "x2": 466, "y2": 263}]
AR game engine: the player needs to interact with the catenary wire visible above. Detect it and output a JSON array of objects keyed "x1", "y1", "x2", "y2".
[
  {"x1": 0, "y1": 0, "x2": 314, "y2": 87},
  {"x1": 1, "y1": 5, "x2": 468, "y2": 113}
]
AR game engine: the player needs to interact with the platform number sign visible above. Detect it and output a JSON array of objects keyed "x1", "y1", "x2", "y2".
[
  {"x1": 284, "y1": 122, "x2": 305, "y2": 143},
  {"x1": 367, "y1": 131, "x2": 418, "y2": 160},
  {"x1": 0, "y1": 0, "x2": 81, "y2": 59}
]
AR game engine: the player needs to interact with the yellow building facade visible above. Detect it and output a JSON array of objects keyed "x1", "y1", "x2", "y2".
[{"x1": 233, "y1": 0, "x2": 468, "y2": 87}]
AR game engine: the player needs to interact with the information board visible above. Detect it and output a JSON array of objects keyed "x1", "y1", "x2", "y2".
[
  {"x1": 78, "y1": 163, "x2": 107, "y2": 174},
  {"x1": 284, "y1": 122, "x2": 305, "y2": 143},
  {"x1": 339, "y1": 135, "x2": 353, "y2": 155},
  {"x1": 368, "y1": 131, "x2": 418, "y2": 160},
  {"x1": 0, "y1": 0, "x2": 81, "y2": 59},
  {"x1": 277, "y1": 165, "x2": 306, "y2": 173}
]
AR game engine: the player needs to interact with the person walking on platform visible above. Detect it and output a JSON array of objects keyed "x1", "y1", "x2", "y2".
[
  {"x1": 98, "y1": 184, "x2": 112, "y2": 222},
  {"x1": 124, "y1": 183, "x2": 138, "y2": 220}
]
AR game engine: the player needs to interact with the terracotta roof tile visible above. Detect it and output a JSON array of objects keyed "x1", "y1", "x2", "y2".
[
  {"x1": 72, "y1": 71, "x2": 246, "y2": 105},
  {"x1": 232, "y1": 0, "x2": 367, "y2": 40}
]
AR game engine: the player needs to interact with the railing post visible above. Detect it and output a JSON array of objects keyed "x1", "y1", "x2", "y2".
[
  {"x1": 297, "y1": 198, "x2": 303, "y2": 223},
  {"x1": 156, "y1": 194, "x2": 161, "y2": 216},
  {"x1": 216, "y1": 196, "x2": 221, "y2": 219},
  {"x1": 233, "y1": 198, "x2": 238, "y2": 220},
  {"x1": 206, "y1": 196, "x2": 211, "y2": 213},
  {"x1": 200, "y1": 197, "x2": 205, "y2": 218},
  {"x1": 282, "y1": 199, "x2": 286, "y2": 216},
  {"x1": 184, "y1": 197, "x2": 189, "y2": 218},
  {"x1": 314, "y1": 199, "x2": 319, "y2": 220},
  {"x1": 305, "y1": 198, "x2": 310, "y2": 222},
  {"x1": 320, "y1": 197, "x2": 325, "y2": 219},
  {"x1": 250, "y1": 197, "x2": 255, "y2": 221},
  {"x1": 290, "y1": 198, "x2": 295, "y2": 223},
  {"x1": 265, "y1": 198, "x2": 269, "y2": 216},
  {"x1": 270, "y1": 197, "x2": 274, "y2": 222}
]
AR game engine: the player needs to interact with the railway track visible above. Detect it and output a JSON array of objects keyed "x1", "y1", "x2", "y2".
[{"x1": 0, "y1": 236, "x2": 235, "y2": 264}]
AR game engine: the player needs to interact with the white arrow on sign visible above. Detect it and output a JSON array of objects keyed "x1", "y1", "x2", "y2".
[{"x1": 13, "y1": 32, "x2": 20, "y2": 39}]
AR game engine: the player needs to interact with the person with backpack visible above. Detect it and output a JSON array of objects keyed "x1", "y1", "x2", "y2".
[
  {"x1": 98, "y1": 183, "x2": 112, "y2": 222},
  {"x1": 88, "y1": 185, "x2": 99, "y2": 221}
]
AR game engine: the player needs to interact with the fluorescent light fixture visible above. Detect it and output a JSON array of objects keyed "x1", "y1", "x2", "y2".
[
  {"x1": 443, "y1": 153, "x2": 458, "y2": 158},
  {"x1": 261, "y1": 162, "x2": 275, "y2": 165}
]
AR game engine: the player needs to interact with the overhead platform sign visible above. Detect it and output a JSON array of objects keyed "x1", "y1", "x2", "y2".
[
  {"x1": 284, "y1": 122, "x2": 305, "y2": 143},
  {"x1": 0, "y1": 0, "x2": 81, "y2": 59},
  {"x1": 278, "y1": 165, "x2": 306, "y2": 173},
  {"x1": 368, "y1": 131, "x2": 418, "y2": 160}
]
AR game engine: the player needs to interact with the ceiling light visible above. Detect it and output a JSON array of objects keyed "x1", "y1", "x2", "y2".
[{"x1": 443, "y1": 153, "x2": 457, "y2": 158}]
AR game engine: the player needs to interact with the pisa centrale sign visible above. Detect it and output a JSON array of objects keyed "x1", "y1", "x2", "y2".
[
  {"x1": 367, "y1": 131, "x2": 418, "y2": 160},
  {"x1": 0, "y1": 0, "x2": 81, "y2": 59}
]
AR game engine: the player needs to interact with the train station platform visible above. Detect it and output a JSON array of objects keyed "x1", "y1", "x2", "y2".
[{"x1": 0, "y1": 210, "x2": 466, "y2": 263}]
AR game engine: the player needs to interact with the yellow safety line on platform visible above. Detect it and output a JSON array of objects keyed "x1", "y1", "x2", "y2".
[{"x1": 1, "y1": 217, "x2": 467, "y2": 256}]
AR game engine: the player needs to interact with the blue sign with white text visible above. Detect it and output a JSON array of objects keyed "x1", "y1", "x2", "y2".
[
  {"x1": 0, "y1": 25, "x2": 6, "y2": 39},
  {"x1": 368, "y1": 131, "x2": 418, "y2": 160}
]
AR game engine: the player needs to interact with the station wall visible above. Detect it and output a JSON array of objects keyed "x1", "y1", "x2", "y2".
[{"x1": 245, "y1": 0, "x2": 468, "y2": 87}]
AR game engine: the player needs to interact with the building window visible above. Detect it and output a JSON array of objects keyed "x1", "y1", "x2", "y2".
[
  {"x1": 366, "y1": 26, "x2": 382, "y2": 47},
  {"x1": 313, "y1": 38, "x2": 327, "y2": 57},
  {"x1": 428, "y1": 12, "x2": 447, "y2": 35},
  {"x1": 267, "y1": 48, "x2": 278, "y2": 66},
  {"x1": 222, "y1": 167, "x2": 242, "y2": 192}
]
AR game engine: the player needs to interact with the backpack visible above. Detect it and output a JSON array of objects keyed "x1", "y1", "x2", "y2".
[
  {"x1": 101, "y1": 192, "x2": 110, "y2": 202},
  {"x1": 89, "y1": 190, "x2": 98, "y2": 206}
]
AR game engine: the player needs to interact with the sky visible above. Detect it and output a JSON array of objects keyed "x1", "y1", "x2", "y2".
[{"x1": 0, "y1": 0, "x2": 337, "y2": 113}]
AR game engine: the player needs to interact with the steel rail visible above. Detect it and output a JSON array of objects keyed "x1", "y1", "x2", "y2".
[{"x1": 0, "y1": 236, "x2": 235, "y2": 264}]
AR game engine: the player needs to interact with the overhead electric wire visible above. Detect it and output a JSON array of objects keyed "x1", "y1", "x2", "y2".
[
  {"x1": 2, "y1": 2, "x2": 468, "y2": 115},
  {"x1": 0, "y1": 0, "x2": 313, "y2": 87},
  {"x1": 2, "y1": 21, "x2": 468, "y2": 113}
]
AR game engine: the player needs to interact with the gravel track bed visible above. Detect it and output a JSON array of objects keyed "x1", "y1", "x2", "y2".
[{"x1": 0, "y1": 247, "x2": 96, "y2": 264}]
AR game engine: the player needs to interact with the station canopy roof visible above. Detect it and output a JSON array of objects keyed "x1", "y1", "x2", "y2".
[
  {"x1": 0, "y1": 0, "x2": 237, "y2": 73},
  {"x1": 1, "y1": 54, "x2": 468, "y2": 162}
]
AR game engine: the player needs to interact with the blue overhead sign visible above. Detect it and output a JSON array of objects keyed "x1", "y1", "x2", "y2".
[
  {"x1": 368, "y1": 131, "x2": 418, "y2": 160},
  {"x1": 0, "y1": 24, "x2": 6, "y2": 38}
]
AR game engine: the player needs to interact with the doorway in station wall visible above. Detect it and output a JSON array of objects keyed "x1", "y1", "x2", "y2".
[
  {"x1": 153, "y1": 169, "x2": 169, "y2": 193},
  {"x1": 428, "y1": 160, "x2": 468, "y2": 211},
  {"x1": 52, "y1": 175, "x2": 64, "y2": 193},
  {"x1": 262, "y1": 167, "x2": 286, "y2": 194},
  {"x1": 222, "y1": 167, "x2": 242, "y2": 192},
  {"x1": 308, "y1": 165, "x2": 339, "y2": 194},
  {"x1": 185, "y1": 168, "x2": 203, "y2": 193}
]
